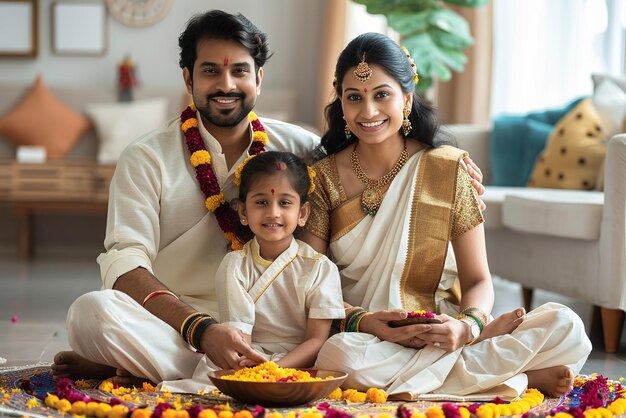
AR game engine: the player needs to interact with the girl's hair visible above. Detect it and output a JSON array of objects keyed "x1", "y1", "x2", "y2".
[
  {"x1": 236, "y1": 151, "x2": 310, "y2": 243},
  {"x1": 178, "y1": 10, "x2": 272, "y2": 83},
  {"x1": 317, "y1": 32, "x2": 447, "y2": 158}
]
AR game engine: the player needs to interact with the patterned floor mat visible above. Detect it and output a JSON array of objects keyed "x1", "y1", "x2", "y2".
[{"x1": 0, "y1": 364, "x2": 623, "y2": 418}]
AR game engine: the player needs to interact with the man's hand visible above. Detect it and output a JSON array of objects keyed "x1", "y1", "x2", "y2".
[
  {"x1": 357, "y1": 309, "x2": 432, "y2": 348},
  {"x1": 464, "y1": 156, "x2": 486, "y2": 211},
  {"x1": 200, "y1": 324, "x2": 265, "y2": 369}
]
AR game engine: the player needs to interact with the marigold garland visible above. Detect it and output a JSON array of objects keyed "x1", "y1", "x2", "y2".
[{"x1": 181, "y1": 105, "x2": 267, "y2": 250}]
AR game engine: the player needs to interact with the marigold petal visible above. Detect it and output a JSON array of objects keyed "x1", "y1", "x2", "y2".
[
  {"x1": 205, "y1": 193, "x2": 225, "y2": 212},
  {"x1": 190, "y1": 150, "x2": 211, "y2": 167},
  {"x1": 253, "y1": 131, "x2": 269, "y2": 145},
  {"x1": 182, "y1": 118, "x2": 199, "y2": 133}
]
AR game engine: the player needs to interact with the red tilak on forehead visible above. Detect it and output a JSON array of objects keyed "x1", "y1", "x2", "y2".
[
  {"x1": 364, "y1": 87, "x2": 368, "y2": 92},
  {"x1": 223, "y1": 56, "x2": 229, "y2": 66},
  {"x1": 271, "y1": 188, "x2": 275, "y2": 195}
]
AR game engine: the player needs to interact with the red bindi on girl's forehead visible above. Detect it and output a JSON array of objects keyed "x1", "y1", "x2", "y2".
[
  {"x1": 364, "y1": 87, "x2": 368, "y2": 92},
  {"x1": 271, "y1": 188, "x2": 275, "y2": 195},
  {"x1": 223, "y1": 56, "x2": 229, "y2": 66}
]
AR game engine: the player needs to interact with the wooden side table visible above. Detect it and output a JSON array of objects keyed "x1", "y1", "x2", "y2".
[{"x1": 0, "y1": 160, "x2": 115, "y2": 259}]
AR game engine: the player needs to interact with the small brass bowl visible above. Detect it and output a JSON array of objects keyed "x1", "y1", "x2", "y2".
[{"x1": 208, "y1": 369, "x2": 348, "y2": 407}]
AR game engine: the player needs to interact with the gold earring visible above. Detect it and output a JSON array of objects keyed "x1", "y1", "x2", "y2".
[
  {"x1": 402, "y1": 107, "x2": 412, "y2": 136},
  {"x1": 344, "y1": 124, "x2": 352, "y2": 140}
]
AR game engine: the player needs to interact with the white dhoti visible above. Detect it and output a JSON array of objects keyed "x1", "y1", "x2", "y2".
[
  {"x1": 67, "y1": 289, "x2": 219, "y2": 393},
  {"x1": 316, "y1": 302, "x2": 591, "y2": 401}
]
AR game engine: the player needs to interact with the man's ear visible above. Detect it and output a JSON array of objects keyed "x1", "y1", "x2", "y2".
[
  {"x1": 298, "y1": 201, "x2": 311, "y2": 227},
  {"x1": 256, "y1": 67, "x2": 264, "y2": 95},
  {"x1": 183, "y1": 67, "x2": 193, "y2": 95}
]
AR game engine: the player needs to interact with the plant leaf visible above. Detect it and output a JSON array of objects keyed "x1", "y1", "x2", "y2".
[
  {"x1": 352, "y1": 0, "x2": 440, "y2": 15},
  {"x1": 443, "y1": 0, "x2": 490, "y2": 7},
  {"x1": 387, "y1": 11, "x2": 431, "y2": 35}
]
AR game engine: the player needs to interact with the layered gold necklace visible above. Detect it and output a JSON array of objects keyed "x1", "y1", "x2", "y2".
[{"x1": 350, "y1": 140, "x2": 409, "y2": 216}]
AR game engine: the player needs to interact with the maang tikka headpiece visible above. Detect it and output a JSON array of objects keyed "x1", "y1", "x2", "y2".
[{"x1": 353, "y1": 53, "x2": 373, "y2": 82}]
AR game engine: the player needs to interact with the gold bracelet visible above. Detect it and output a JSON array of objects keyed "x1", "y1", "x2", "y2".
[
  {"x1": 180, "y1": 312, "x2": 204, "y2": 338},
  {"x1": 355, "y1": 312, "x2": 372, "y2": 332},
  {"x1": 460, "y1": 306, "x2": 489, "y2": 327},
  {"x1": 186, "y1": 315, "x2": 207, "y2": 347}
]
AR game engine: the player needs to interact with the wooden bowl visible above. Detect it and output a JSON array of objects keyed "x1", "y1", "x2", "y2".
[{"x1": 207, "y1": 369, "x2": 347, "y2": 407}]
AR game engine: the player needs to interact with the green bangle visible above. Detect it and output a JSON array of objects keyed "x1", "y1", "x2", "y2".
[{"x1": 463, "y1": 312, "x2": 483, "y2": 332}]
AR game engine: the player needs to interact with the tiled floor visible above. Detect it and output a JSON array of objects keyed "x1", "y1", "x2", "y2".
[{"x1": 1, "y1": 255, "x2": 626, "y2": 378}]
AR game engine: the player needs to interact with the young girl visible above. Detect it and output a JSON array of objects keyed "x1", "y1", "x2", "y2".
[{"x1": 214, "y1": 151, "x2": 345, "y2": 368}]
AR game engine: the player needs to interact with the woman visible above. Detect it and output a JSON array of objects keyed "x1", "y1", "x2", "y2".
[{"x1": 300, "y1": 32, "x2": 591, "y2": 400}]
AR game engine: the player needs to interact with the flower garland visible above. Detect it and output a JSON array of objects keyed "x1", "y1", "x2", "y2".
[{"x1": 181, "y1": 104, "x2": 268, "y2": 251}]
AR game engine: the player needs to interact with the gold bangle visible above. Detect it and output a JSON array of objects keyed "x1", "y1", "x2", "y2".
[
  {"x1": 180, "y1": 312, "x2": 203, "y2": 336},
  {"x1": 186, "y1": 315, "x2": 207, "y2": 347},
  {"x1": 355, "y1": 312, "x2": 372, "y2": 332},
  {"x1": 461, "y1": 306, "x2": 489, "y2": 327}
]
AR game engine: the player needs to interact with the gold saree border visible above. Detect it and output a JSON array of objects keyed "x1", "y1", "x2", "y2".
[
  {"x1": 400, "y1": 145, "x2": 467, "y2": 312},
  {"x1": 329, "y1": 194, "x2": 366, "y2": 242}
]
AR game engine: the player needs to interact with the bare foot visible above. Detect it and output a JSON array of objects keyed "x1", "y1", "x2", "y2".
[
  {"x1": 112, "y1": 368, "x2": 155, "y2": 388},
  {"x1": 527, "y1": 366, "x2": 574, "y2": 397},
  {"x1": 51, "y1": 351, "x2": 116, "y2": 380},
  {"x1": 473, "y1": 308, "x2": 525, "y2": 344}
]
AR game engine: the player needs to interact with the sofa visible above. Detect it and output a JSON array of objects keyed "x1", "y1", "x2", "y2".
[{"x1": 450, "y1": 124, "x2": 626, "y2": 353}]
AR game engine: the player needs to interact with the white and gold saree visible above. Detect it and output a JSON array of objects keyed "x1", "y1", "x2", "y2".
[{"x1": 306, "y1": 146, "x2": 591, "y2": 401}]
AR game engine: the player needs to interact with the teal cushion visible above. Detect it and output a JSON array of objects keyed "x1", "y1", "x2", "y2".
[{"x1": 490, "y1": 98, "x2": 583, "y2": 186}]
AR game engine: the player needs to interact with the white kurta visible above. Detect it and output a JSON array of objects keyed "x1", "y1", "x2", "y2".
[
  {"x1": 215, "y1": 237, "x2": 345, "y2": 357},
  {"x1": 310, "y1": 150, "x2": 592, "y2": 401},
  {"x1": 67, "y1": 114, "x2": 319, "y2": 392},
  {"x1": 96, "y1": 113, "x2": 319, "y2": 315}
]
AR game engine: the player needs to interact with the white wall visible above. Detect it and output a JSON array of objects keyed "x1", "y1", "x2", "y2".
[{"x1": 0, "y1": 0, "x2": 325, "y2": 126}]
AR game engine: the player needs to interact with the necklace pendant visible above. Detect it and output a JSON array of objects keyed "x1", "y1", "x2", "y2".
[{"x1": 361, "y1": 187, "x2": 382, "y2": 216}]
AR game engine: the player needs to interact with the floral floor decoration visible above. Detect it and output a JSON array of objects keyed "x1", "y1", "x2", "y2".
[{"x1": 1, "y1": 364, "x2": 625, "y2": 418}]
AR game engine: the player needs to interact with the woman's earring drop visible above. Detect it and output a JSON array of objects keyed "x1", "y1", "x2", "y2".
[{"x1": 402, "y1": 107, "x2": 412, "y2": 136}]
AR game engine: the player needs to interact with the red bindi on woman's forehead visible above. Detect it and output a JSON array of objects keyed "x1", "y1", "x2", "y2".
[
  {"x1": 223, "y1": 56, "x2": 229, "y2": 66},
  {"x1": 364, "y1": 87, "x2": 368, "y2": 92},
  {"x1": 271, "y1": 188, "x2": 275, "y2": 195}
]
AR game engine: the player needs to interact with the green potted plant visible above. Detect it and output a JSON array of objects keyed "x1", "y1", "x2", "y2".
[{"x1": 352, "y1": 0, "x2": 489, "y2": 94}]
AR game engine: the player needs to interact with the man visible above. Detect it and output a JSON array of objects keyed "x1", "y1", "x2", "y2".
[{"x1": 52, "y1": 9, "x2": 484, "y2": 392}]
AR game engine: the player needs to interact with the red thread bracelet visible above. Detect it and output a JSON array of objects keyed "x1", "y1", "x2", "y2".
[{"x1": 142, "y1": 290, "x2": 178, "y2": 307}]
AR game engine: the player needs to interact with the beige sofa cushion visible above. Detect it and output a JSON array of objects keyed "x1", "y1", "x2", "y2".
[{"x1": 502, "y1": 188, "x2": 603, "y2": 240}]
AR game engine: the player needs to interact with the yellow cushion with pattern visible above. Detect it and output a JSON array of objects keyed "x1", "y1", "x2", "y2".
[
  {"x1": 0, "y1": 76, "x2": 90, "y2": 159},
  {"x1": 527, "y1": 98, "x2": 607, "y2": 190}
]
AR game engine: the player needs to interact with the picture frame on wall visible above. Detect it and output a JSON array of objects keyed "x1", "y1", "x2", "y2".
[
  {"x1": 0, "y1": 0, "x2": 38, "y2": 58},
  {"x1": 52, "y1": 0, "x2": 107, "y2": 56}
]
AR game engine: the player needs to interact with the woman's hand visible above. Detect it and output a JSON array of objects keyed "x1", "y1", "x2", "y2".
[
  {"x1": 357, "y1": 309, "x2": 432, "y2": 348},
  {"x1": 416, "y1": 314, "x2": 472, "y2": 352}
]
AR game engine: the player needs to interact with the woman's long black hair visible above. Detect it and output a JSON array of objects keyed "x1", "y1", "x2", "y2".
[{"x1": 317, "y1": 32, "x2": 444, "y2": 158}]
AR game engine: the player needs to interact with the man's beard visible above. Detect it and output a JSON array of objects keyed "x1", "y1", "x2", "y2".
[{"x1": 196, "y1": 92, "x2": 255, "y2": 128}]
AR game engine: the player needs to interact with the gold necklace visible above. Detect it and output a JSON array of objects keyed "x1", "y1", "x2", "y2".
[{"x1": 350, "y1": 141, "x2": 409, "y2": 216}]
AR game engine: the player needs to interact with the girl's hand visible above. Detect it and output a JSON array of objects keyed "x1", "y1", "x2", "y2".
[
  {"x1": 417, "y1": 314, "x2": 471, "y2": 351},
  {"x1": 358, "y1": 309, "x2": 432, "y2": 347},
  {"x1": 238, "y1": 356, "x2": 262, "y2": 368}
]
